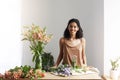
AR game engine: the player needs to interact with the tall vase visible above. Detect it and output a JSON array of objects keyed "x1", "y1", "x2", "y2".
[{"x1": 35, "y1": 55, "x2": 42, "y2": 70}]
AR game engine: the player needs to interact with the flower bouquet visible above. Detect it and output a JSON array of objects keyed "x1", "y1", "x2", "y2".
[
  {"x1": 50, "y1": 64, "x2": 99, "y2": 77},
  {"x1": 0, "y1": 65, "x2": 45, "y2": 80},
  {"x1": 22, "y1": 24, "x2": 53, "y2": 70}
]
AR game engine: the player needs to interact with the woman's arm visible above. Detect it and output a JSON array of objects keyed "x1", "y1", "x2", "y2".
[
  {"x1": 54, "y1": 38, "x2": 64, "y2": 67},
  {"x1": 82, "y1": 38, "x2": 87, "y2": 66}
]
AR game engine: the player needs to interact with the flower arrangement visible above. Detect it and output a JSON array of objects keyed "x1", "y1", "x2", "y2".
[
  {"x1": 22, "y1": 24, "x2": 53, "y2": 69},
  {"x1": 50, "y1": 64, "x2": 89, "y2": 77},
  {"x1": 0, "y1": 24, "x2": 52, "y2": 80},
  {"x1": 0, "y1": 65, "x2": 45, "y2": 80}
]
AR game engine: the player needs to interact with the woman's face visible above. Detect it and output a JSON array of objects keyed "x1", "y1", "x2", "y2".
[{"x1": 68, "y1": 22, "x2": 79, "y2": 35}]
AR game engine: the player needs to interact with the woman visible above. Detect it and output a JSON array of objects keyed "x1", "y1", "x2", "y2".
[{"x1": 54, "y1": 18, "x2": 87, "y2": 67}]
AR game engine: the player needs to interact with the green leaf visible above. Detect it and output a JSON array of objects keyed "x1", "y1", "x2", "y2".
[
  {"x1": 21, "y1": 38, "x2": 28, "y2": 41},
  {"x1": 32, "y1": 54, "x2": 36, "y2": 62},
  {"x1": 22, "y1": 65, "x2": 31, "y2": 73},
  {"x1": 43, "y1": 27, "x2": 46, "y2": 33}
]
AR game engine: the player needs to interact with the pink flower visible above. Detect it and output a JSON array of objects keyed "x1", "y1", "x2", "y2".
[
  {"x1": 0, "y1": 73, "x2": 3, "y2": 78},
  {"x1": 5, "y1": 71, "x2": 12, "y2": 78},
  {"x1": 37, "y1": 33, "x2": 42, "y2": 40},
  {"x1": 32, "y1": 33, "x2": 38, "y2": 39},
  {"x1": 13, "y1": 71, "x2": 21, "y2": 79},
  {"x1": 29, "y1": 69, "x2": 34, "y2": 74}
]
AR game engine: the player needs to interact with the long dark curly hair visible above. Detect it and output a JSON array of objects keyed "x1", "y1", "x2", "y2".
[{"x1": 64, "y1": 18, "x2": 83, "y2": 39}]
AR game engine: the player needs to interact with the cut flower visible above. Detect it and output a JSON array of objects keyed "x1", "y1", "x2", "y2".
[
  {"x1": 22, "y1": 24, "x2": 53, "y2": 69},
  {"x1": 0, "y1": 65, "x2": 45, "y2": 80},
  {"x1": 22, "y1": 24, "x2": 52, "y2": 44}
]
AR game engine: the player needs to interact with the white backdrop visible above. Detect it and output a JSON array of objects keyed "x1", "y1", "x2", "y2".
[
  {"x1": 21, "y1": 0, "x2": 104, "y2": 74},
  {"x1": 0, "y1": 0, "x2": 21, "y2": 73},
  {"x1": 104, "y1": 0, "x2": 120, "y2": 75}
]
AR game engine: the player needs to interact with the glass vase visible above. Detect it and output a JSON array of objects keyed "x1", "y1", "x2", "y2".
[{"x1": 35, "y1": 55, "x2": 42, "y2": 70}]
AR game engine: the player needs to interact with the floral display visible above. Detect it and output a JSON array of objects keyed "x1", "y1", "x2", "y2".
[
  {"x1": 0, "y1": 24, "x2": 53, "y2": 80},
  {"x1": 50, "y1": 64, "x2": 99, "y2": 77},
  {"x1": 22, "y1": 24, "x2": 53, "y2": 69},
  {"x1": 0, "y1": 65, "x2": 45, "y2": 80},
  {"x1": 50, "y1": 64, "x2": 72, "y2": 77}
]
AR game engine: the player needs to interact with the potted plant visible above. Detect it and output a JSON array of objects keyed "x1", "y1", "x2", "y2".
[
  {"x1": 110, "y1": 57, "x2": 120, "y2": 80},
  {"x1": 42, "y1": 52, "x2": 55, "y2": 72}
]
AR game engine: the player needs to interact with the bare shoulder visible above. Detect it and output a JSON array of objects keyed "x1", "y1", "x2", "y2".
[
  {"x1": 81, "y1": 37, "x2": 86, "y2": 48},
  {"x1": 81, "y1": 37, "x2": 86, "y2": 44},
  {"x1": 59, "y1": 37, "x2": 65, "y2": 43}
]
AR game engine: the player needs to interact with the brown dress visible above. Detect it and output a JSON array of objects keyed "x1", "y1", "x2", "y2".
[{"x1": 62, "y1": 38, "x2": 83, "y2": 67}]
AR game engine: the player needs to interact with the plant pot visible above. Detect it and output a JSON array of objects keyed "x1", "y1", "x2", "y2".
[{"x1": 110, "y1": 69, "x2": 119, "y2": 80}]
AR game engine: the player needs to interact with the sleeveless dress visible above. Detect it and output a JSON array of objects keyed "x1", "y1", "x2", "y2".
[{"x1": 62, "y1": 39, "x2": 83, "y2": 67}]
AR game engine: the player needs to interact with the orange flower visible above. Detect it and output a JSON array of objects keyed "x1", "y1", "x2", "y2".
[
  {"x1": 22, "y1": 24, "x2": 53, "y2": 44},
  {"x1": 40, "y1": 72, "x2": 45, "y2": 77},
  {"x1": 5, "y1": 71, "x2": 12, "y2": 78},
  {"x1": 13, "y1": 71, "x2": 21, "y2": 79},
  {"x1": 32, "y1": 33, "x2": 38, "y2": 39}
]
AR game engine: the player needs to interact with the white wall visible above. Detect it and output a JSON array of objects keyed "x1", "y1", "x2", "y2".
[
  {"x1": 21, "y1": 0, "x2": 104, "y2": 74},
  {"x1": 104, "y1": 0, "x2": 120, "y2": 75},
  {"x1": 0, "y1": 0, "x2": 21, "y2": 73}
]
